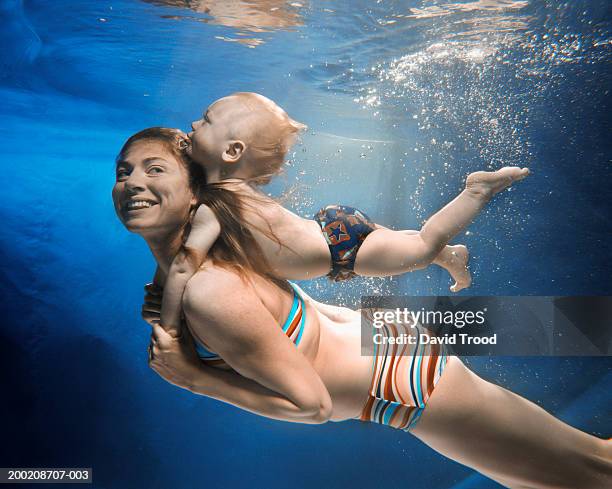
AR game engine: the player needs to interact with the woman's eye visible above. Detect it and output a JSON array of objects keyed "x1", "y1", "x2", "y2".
[
  {"x1": 116, "y1": 169, "x2": 129, "y2": 180},
  {"x1": 148, "y1": 166, "x2": 164, "y2": 174}
]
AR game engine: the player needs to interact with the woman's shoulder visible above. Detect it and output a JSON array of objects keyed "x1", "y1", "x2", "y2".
[
  {"x1": 183, "y1": 265, "x2": 289, "y2": 323},
  {"x1": 182, "y1": 265, "x2": 295, "y2": 343},
  {"x1": 182, "y1": 264, "x2": 246, "y2": 313}
]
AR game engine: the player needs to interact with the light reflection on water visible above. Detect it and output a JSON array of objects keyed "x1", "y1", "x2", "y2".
[
  {"x1": 143, "y1": 0, "x2": 306, "y2": 47},
  {"x1": 407, "y1": 0, "x2": 529, "y2": 19}
]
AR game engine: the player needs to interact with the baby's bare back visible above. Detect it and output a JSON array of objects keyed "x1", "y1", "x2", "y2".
[{"x1": 244, "y1": 201, "x2": 331, "y2": 280}]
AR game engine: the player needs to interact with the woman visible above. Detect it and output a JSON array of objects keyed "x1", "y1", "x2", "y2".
[{"x1": 113, "y1": 127, "x2": 611, "y2": 488}]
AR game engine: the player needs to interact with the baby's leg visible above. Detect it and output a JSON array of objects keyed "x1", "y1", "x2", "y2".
[
  {"x1": 410, "y1": 357, "x2": 612, "y2": 488},
  {"x1": 435, "y1": 244, "x2": 471, "y2": 292},
  {"x1": 401, "y1": 230, "x2": 471, "y2": 291},
  {"x1": 355, "y1": 167, "x2": 528, "y2": 285},
  {"x1": 354, "y1": 229, "x2": 471, "y2": 291},
  {"x1": 353, "y1": 228, "x2": 429, "y2": 276}
]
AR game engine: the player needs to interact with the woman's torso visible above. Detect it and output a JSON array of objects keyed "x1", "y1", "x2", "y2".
[
  {"x1": 191, "y1": 271, "x2": 373, "y2": 421},
  {"x1": 245, "y1": 274, "x2": 374, "y2": 420}
]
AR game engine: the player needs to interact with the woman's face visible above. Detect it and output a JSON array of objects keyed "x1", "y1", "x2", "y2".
[{"x1": 112, "y1": 139, "x2": 195, "y2": 237}]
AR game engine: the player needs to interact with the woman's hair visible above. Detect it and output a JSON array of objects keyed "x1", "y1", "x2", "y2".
[
  {"x1": 232, "y1": 92, "x2": 307, "y2": 186},
  {"x1": 117, "y1": 127, "x2": 282, "y2": 280}
]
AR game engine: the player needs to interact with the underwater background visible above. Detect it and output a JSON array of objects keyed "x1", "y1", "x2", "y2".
[{"x1": 1, "y1": 1, "x2": 610, "y2": 487}]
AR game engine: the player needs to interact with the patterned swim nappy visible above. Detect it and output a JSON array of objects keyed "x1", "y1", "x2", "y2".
[
  {"x1": 313, "y1": 204, "x2": 376, "y2": 282},
  {"x1": 358, "y1": 319, "x2": 448, "y2": 431}
]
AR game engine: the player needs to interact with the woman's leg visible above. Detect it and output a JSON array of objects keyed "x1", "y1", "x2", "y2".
[{"x1": 410, "y1": 357, "x2": 612, "y2": 488}]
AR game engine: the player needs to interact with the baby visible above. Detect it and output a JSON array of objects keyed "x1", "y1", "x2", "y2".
[{"x1": 159, "y1": 92, "x2": 529, "y2": 331}]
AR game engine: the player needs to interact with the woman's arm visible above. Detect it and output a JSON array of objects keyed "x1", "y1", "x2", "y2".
[
  {"x1": 160, "y1": 205, "x2": 220, "y2": 335},
  {"x1": 178, "y1": 269, "x2": 332, "y2": 423},
  {"x1": 149, "y1": 324, "x2": 330, "y2": 424},
  {"x1": 145, "y1": 278, "x2": 331, "y2": 424}
]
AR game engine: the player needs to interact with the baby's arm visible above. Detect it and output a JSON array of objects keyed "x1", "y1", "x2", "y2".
[{"x1": 160, "y1": 205, "x2": 221, "y2": 336}]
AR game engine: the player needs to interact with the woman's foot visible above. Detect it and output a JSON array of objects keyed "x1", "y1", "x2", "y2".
[{"x1": 466, "y1": 166, "x2": 530, "y2": 200}]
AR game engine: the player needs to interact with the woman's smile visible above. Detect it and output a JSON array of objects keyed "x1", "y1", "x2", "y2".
[
  {"x1": 119, "y1": 197, "x2": 160, "y2": 227},
  {"x1": 124, "y1": 198, "x2": 158, "y2": 212},
  {"x1": 112, "y1": 138, "x2": 195, "y2": 235}
]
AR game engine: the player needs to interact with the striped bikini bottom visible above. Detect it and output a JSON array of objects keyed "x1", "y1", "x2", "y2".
[{"x1": 358, "y1": 322, "x2": 448, "y2": 431}]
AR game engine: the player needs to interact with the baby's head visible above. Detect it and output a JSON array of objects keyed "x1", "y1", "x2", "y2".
[{"x1": 188, "y1": 92, "x2": 306, "y2": 184}]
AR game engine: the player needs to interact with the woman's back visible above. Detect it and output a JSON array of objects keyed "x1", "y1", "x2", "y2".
[{"x1": 184, "y1": 265, "x2": 373, "y2": 420}]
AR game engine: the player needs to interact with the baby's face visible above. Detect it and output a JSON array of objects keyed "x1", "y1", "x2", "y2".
[
  {"x1": 188, "y1": 94, "x2": 276, "y2": 166},
  {"x1": 188, "y1": 96, "x2": 247, "y2": 165},
  {"x1": 188, "y1": 99, "x2": 229, "y2": 165}
]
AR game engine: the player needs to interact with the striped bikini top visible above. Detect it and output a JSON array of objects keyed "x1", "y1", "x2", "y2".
[{"x1": 194, "y1": 282, "x2": 307, "y2": 367}]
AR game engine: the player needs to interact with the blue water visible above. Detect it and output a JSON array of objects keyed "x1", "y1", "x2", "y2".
[{"x1": 1, "y1": 1, "x2": 610, "y2": 488}]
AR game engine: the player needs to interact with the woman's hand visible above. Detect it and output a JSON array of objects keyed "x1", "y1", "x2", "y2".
[
  {"x1": 141, "y1": 283, "x2": 163, "y2": 327},
  {"x1": 148, "y1": 324, "x2": 203, "y2": 392},
  {"x1": 142, "y1": 281, "x2": 203, "y2": 391}
]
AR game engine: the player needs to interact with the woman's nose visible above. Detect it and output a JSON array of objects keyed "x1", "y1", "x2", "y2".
[
  {"x1": 125, "y1": 171, "x2": 146, "y2": 192},
  {"x1": 191, "y1": 120, "x2": 199, "y2": 131}
]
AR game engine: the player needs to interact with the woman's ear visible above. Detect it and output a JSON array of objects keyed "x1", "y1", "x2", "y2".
[{"x1": 222, "y1": 140, "x2": 245, "y2": 164}]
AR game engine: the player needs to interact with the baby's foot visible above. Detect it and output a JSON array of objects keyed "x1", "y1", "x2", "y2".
[
  {"x1": 446, "y1": 245, "x2": 471, "y2": 293},
  {"x1": 466, "y1": 167, "x2": 530, "y2": 201}
]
